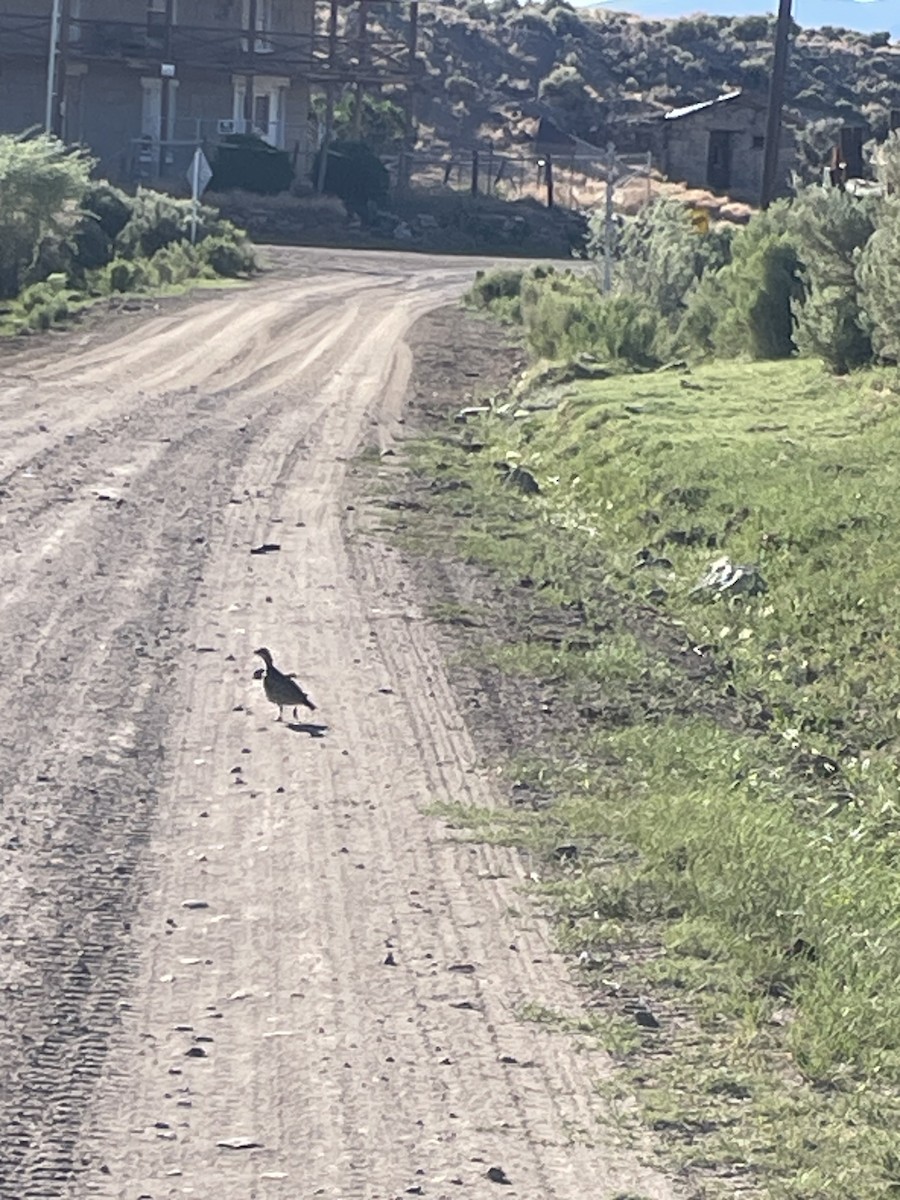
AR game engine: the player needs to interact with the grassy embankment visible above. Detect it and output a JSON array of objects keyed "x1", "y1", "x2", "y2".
[{"x1": 390, "y1": 313, "x2": 900, "y2": 1196}]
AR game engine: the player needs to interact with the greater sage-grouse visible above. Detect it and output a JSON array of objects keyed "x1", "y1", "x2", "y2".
[{"x1": 254, "y1": 647, "x2": 316, "y2": 722}]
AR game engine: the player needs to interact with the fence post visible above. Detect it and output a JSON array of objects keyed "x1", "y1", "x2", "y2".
[
  {"x1": 644, "y1": 149, "x2": 651, "y2": 206},
  {"x1": 545, "y1": 153, "x2": 553, "y2": 208},
  {"x1": 471, "y1": 149, "x2": 479, "y2": 196},
  {"x1": 603, "y1": 142, "x2": 615, "y2": 294},
  {"x1": 316, "y1": 84, "x2": 334, "y2": 193}
]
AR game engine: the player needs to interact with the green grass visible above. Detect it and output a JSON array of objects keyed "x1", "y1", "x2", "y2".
[{"x1": 390, "y1": 355, "x2": 900, "y2": 1198}]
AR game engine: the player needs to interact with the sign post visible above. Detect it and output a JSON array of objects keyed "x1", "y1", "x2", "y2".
[{"x1": 186, "y1": 148, "x2": 213, "y2": 245}]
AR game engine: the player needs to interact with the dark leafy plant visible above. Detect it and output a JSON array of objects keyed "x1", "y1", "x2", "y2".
[
  {"x1": 209, "y1": 133, "x2": 293, "y2": 195},
  {"x1": 311, "y1": 140, "x2": 389, "y2": 222}
]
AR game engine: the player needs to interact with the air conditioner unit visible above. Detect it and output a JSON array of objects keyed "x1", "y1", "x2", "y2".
[{"x1": 217, "y1": 119, "x2": 236, "y2": 135}]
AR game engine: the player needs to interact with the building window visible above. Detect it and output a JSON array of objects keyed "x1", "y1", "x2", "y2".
[
  {"x1": 68, "y1": 0, "x2": 83, "y2": 42},
  {"x1": 147, "y1": 0, "x2": 177, "y2": 20},
  {"x1": 753, "y1": 135, "x2": 765, "y2": 150},
  {"x1": 242, "y1": 0, "x2": 275, "y2": 50},
  {"x1": 243, "y1": 0, "x2": 274, "y2": 32}
]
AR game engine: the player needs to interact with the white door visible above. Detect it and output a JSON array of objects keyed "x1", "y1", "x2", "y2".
[
  {"x1": 141, "y1": 77, "x2": 177, "y2": 141},
  {"x1": 141, "y1": 77, "x2": 162, "y2": 140},
  {"x1": 233, "y1": 76, "x2": 286, "y2": 147}
]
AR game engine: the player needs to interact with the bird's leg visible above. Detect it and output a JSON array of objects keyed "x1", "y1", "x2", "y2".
[
  {"x1": 293, "y1": 706, "x2": 298, "y2": 720},
  {"x1": 276, "y1": 707, "x2": 284, "y2": 722}
]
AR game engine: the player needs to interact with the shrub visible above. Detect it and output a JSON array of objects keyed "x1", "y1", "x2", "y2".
[
  {"x1": 854, "y1": 136, "x2": 900, "y2": 363},
  {"x1": 83, "y1": 182, "x2": 133, "y2": 240},
  {"x1": 730, "y1": 14, "x2": 769, "y2": 42},
  {"x1": 199, "y1": 234, "x2": 257, "y2": 278},
  {"x1": 545, "y1": 5, "x2": 585, "y2": 39},
  {"x1": 593, "y1": 198, "x2": 733, "y2": 323},
  {"x1": 873, "y1": 129, "x2": 900, "y2": 197},
  {"x1": 796, "y1": 284, "x2": 872, "y2": 374},
  {"x1": 71, "y1": 217, "x2": 115, "y2": 273},
  {"x1": 539, "y1": 64, "x2": 586, "y2": 108},
  {"x1": 115, "y1": 189, "x2": 236, "y2": 260},
  {"x1": 68, "y1": 183, "x2": 133, "y2": 278},
  {"x1": 9, "y1": 273, "x2": 74, "y2": 331},
  {"x1": 856, "y1": 202, "x2": 900, "y2": 363},
  {"x1": 0, "y1": 132, "x2": 93, "y2": 298},
  {"x1": 116, "y1": 189, "x2": 191, "y2": 258},
  {"x1": 147, "y1": 241, "x2": 205, "y2": 286},
  {"x1": 519, "y1": 270, "x2": 662, "y2": 366},
  {"x1": 676, "y1": 269, "x2": 724, "y2": 357},
  {"x1": 16, "y1": 271, "x2": 68, "y2": 310},
  {"x1": 96, "y1": 257, "x2": 153, "y2": 295},
  {"x1": 445, "y1": 73, "x2": 479, "y2": 104},
  {"x1": 209, "y1": 133, "x2": 293, "y2": 195},
  {"x1": 467, "y1": 266, "x2": 524, "y2": 306},
  {"x1": 788, "y1": 186, "x2": 876, "y2": 373},
  {"x1": 311, "y1": 140, "x2": 389, "y2": 221},
  {"x1": 714, "y1": 232, "x2": 803, "y2": 360}
]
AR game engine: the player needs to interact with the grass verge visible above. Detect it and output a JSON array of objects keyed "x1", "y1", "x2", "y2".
[{"x1": 372, "y1": 341, "x2": 900, "y2": 1199}]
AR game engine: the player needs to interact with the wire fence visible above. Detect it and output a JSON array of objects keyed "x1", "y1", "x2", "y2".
[
  {"x1": 386, "y1": 147, "x2": 656, "y2": 213},
  {"x1": 120, "y1": 134, "x2": 658, "y2": 216}
]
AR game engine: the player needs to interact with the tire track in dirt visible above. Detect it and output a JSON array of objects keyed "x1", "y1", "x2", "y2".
[{"x1": 0, "y1": 249, "x2": 679, "y2": 1200}]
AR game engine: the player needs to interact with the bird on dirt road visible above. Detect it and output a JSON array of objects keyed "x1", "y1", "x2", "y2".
[{"x1": 254, "y1": 647, "x2": 316, "y2": 722}]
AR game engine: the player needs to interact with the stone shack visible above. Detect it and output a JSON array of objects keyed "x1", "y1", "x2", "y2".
[{"x1": 660, "y1": 89, "x2": 794, "y2": 203}]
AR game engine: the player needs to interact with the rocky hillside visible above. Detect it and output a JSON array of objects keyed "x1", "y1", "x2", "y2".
[{"x1": 377, "y1": 0, "x2": 900, "y2": 170}]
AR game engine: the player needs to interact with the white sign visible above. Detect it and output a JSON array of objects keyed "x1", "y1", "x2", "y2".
[
  {"x1": 187, "y1": 149, "x2": 213, "y2": 245},
  {"x1": 187, "y1": 148, "x2": 213, "y2": 197}
]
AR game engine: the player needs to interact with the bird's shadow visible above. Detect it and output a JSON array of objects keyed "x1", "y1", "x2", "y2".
[{"x1": 286, "y1": 721, "x2": 329, "y2": 738}]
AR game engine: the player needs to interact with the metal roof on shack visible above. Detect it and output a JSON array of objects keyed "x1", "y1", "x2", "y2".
[{"x1": 664, "y1": 90, "x2": 744, "y2": 121}]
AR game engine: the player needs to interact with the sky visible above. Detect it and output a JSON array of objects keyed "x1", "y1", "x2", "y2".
[{"x1": 573, "y1": 0, "x2": 900, "y2": 38}]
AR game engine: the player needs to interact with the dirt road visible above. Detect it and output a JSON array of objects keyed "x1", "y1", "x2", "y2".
[{"x1": 0, "y1": 249, "x2": 676, "y2": 1200}]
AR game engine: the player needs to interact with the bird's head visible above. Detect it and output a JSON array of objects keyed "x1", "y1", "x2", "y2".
[{"x1": 254, "y1": 647, "x2": 273, "y2": 666}]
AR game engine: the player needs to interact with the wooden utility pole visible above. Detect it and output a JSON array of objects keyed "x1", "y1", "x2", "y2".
[
  {"x1": 316, "y1": 0, "x2": 339, "y2": 192},
  {"x1": 44, "y1": 0, "x2": 61, "y2": 134},
  {"x1": 351, "y1": 0, "x2": 369, "y2": 140},
  {"x1": 398, "y1": 1, "x2": 418, "y2": 194},
  {"x1": 158, "y1": 0, "x2": 175, "y2": 176},
  {"x1": 244, "y1": 0, "x2": 258, "y2": 132},
  {"x1": 760, "y1": 0, "x2": 792, "y2": 209},
  {"x1": 55, "y1": 0, "x2": 72, "y2": 137},
  {"x1": 545, "y1": 153, "x2": 553, "y2": 208}
]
